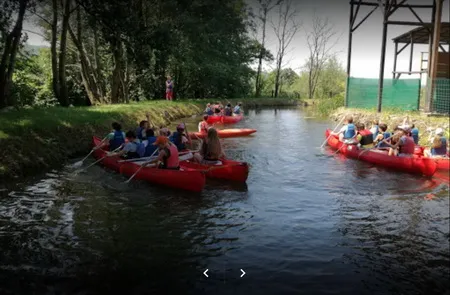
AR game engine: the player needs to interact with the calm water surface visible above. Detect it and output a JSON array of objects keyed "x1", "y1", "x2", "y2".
[{"x1": 0, "y1": 108, "x2": 449, "y2": 295}]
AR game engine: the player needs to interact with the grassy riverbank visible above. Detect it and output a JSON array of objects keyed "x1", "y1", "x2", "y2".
[
  {"x1": 0, "y1": 101, "x2": 202, "y2": 182},
  {"x1": 0, "y1": 98, "x2": 298, "y2": 182},
  {"x1": 330, "y1": 107, "x2": 450, "y2": 146}
]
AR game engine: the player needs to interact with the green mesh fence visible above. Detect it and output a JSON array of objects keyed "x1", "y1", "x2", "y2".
[
  {"x1": 432, "y1": 78, "x2": 450, "y2": 114},
  {"x1": 346, "y1": 77, "x2": 420, "y2": 110}
]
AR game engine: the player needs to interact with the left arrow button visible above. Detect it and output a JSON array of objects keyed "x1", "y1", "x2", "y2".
[{"x1": 203, "y1": 269, "x2": 209, "y2": 277}]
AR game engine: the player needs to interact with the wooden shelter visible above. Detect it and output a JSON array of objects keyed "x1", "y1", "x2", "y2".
[{"x1": 345, "y1": 0, "x2": 449, "y2": 112}]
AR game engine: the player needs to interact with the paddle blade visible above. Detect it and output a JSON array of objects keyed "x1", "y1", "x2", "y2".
[{"x1": 70, "y1": 160, "x2": 84, "y2": 169}]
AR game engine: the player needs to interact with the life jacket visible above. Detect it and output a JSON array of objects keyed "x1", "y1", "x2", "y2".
[
  {"x1": 171, "y1": 131, "x2": 186, "y2": 151},
  {"x1": 109, "y1": 130, "x2": 125, "y2": 151},
  {"x1": 126, "y1": 141, "x2": 145, "y2": 158},
  {"x1": 377, "y1": 132, "x2": 391, "y2": 148},
  {"x1": 144, "y1": 136, "x2": 158, "y2": 157},
  {"x1": 370, "y1": 125, "x2": 379, "y2": 140},
  {"x1": 162, "y1": 144, "x2": 179, "y2": 169},
  {"x1": 224, "y1": 108, "x2": 232, "y2": 116},
  {"x1": 358, "y1": 129, "x2": 374, "y2": 146},
  {"x1": 399, "y1": 136, "x2": 415, "y2": 154},
  {"x1": 135, "y1": 127, "x2": 145, "y2": 140},
  {"x1": 431, "y1": 137, "x2": 447, "y2": 155},
  {"x1": 233, "y1": 106, "x2": 241, "y2": 114},
  {"x1": 411, "y1": 128, "x2": 419, "y2": 145},
  {"x1": 207, "y1": 109, "x2": 214, "y2": 115},
  {"x1": 343, "y1": 123, "x2": 356, "y2": 139}
]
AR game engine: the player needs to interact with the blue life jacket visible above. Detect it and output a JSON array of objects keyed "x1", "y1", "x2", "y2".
[
  {"x1": 431, "y1": 137, "x2": 447, "y2": 155},
  {"x1": 144, "y1": 137, "x2": 158, "y2": 157},
  {"x1": 234, "y1": 106, "x2": 241, "y2": 115},
  {"x1": 109, "y1": 130, "x2": 125, "y2": 151},
  {"x1": 135, "y1": 141, "x2": 146, "y2": 158},
  {"x1": 377, "y1": 132, "x2": 391, "y2": 148},
  {"x1": 225, "y1": 108, "x2": 232, "y2": 116},
  {"x1": 343, "y1": 123, "x2": 356, "y2": 139},
  {"x1": 136, "y1": 127, "x2": 145, "y2": 140},
  {"x1": 206, "y1": 108, "x2": 214, "y2": 115},
  {"x1": 171, "y1": 131, "x2": 186, "y2": 151},
  {"x1": 411, "y1": 128, "x2": 419, "y2": 145}
]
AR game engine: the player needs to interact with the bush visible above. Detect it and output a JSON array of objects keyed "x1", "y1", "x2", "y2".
[{"x1": 314, "y1": 94, "x2": 345, "y2": 116}]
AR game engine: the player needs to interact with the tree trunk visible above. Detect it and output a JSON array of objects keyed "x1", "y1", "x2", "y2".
[
  {"x1": 255, "y1": 8, "x2": 268, "y2": 98},
  {"x1": 92, "y1": 20, "x2": 105, "y2": 97},
  {"x1": 0, "y1": 0, "x2": 28, "y2": 108},
  {"x1": 51, "y1": 0, "x2": 60, "y2": 100},
  {"x1": 58, "y1": 0, "x2": 71, "y2": 107},
  {"x1": 111, "y1": 37, "x2": 124, "y2": 104},
  {"x1": 274, "y1": 54, "x2": 283, "y2": 98}
]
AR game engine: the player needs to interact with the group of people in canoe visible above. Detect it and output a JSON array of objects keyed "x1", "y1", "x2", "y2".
[
  {"x1": 93, "y1": 112, "x2": 226, "y2": 169},
  {"x1": 204, "y1": 102, "x2": 242, "y2": 116},
  {"x1": 330, "y1": 115, "x2": 448, "y2": 158}
]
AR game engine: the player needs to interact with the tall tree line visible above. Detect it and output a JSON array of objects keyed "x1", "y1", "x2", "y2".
[{"x1": 0, "y1": 0, "x2": 266, "y2": 108}]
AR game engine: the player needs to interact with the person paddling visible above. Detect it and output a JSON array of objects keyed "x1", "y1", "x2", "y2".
[
  {"x1": 373, "y1": 123, "x2": 391, "y2": 148},
  {"x1": 424, "y1": 128, "x2": 448, "y2": 158},
  {"x1": 205, "y1": 103, "x2": 214, "y2": 115},
  {"x1": 95, "y1": 122, "x2": 126, "y2": 151},
  {"x1": 146, "y1": 136, "x2": 180, "y2": 170},
  {"x1": 387, "y1": 126, "x2": 415, "y2": 156},
  {"x1": 410, "y1": 124, "x2": 420, "y2": 144},
  {"x1": 224, "y1": 104, "x2": 233, "y2": 116},
  {"x1": 330, "y1": 115, "x2": 356, "y2": 142},
  {"x1": 193, "y1": 128, "x2": 226, "y2": 165},
  {"x1": 233, "y1": 103, "x2": 242, "y2": 115},
  {"x1": 355, "y1": 123, "x2": 374, "y2": 148},
  {"x1": 135, "y1": 112, "x2": 151, "y2": 140},
  {"x1": 143, "y1": 128, "x2": 158, "y2": 157},
  {"x1": 107, "y1": 130, "x2": 145, "y2": 159},
  {"x1": 369, "y1": 119, "x2": 379, "y2": 141},
  {"x1": 198, "y1": 115, "x2": 210, "y2": 133},
  {"x1": 170, "y1": 123, "x2": 192, "y2": 151}
]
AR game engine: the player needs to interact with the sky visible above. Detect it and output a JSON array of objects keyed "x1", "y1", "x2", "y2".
[{"x1": 24, "y1": 0, "x2": 449, "y2": 79}]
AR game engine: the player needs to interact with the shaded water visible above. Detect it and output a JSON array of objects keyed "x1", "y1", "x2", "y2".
[{"x1": 0, "y1": 108, "x2": 449, "y2": 295}]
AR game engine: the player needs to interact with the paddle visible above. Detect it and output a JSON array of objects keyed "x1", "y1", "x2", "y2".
[
  {"x1": 75, "y1": 145, "x2": 122, "y2": 173},
  {"x1": 124, "y1": 148, "x2": 159, "y2": 183},
  {"x1": 72, "y1": 135, "x2": 108, "y2": 168},
  {"x1": 118, "y1": 150, "x2": 195, "y2": 163},
  {"x1": 320, "y1": 116, "x2": 346, "y2": 148}
]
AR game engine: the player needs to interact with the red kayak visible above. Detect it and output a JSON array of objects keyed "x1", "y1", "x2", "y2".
[
  {"x1": 180, "y1": 159, "x2": 249, "y2": 182},
  {"x1": 413, "y1": 145, "x2": 449, "y2": 171},
  {"x1": 207, "y1": 114, "x2": 244, "y2": 124},
  {"x1": 325, "y1": 130, "x2": 437, "y2": 177},
  {"x1": 190, "y1": 128, "x2": 256, "y2": 139},
  {"x1": 92, "y1": 137, "x2": 206, "y2": 192}
]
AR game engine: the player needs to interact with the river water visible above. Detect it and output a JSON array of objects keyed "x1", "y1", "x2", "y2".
[{"x1": 0, "y1": 107, "x2": 449, "y2": 295}]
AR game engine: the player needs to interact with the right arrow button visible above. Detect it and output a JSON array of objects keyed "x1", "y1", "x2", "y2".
[{"x1": 240, "y1": 269, "x2": 245, "y2": 278}]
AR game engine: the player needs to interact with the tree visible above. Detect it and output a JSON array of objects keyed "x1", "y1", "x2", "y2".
[
  {"x1": 254, "y1": 0, "x2": 281, "y2": 97},
  {"x1": 305, "y1": 14, "x2": 338, "y2": 99},
  {"x1": 271, "y1": 0, "x2": 300, "y2": 98},
  {"x1": 0, "y1": 0, "x2": 29, "y2": 108}
]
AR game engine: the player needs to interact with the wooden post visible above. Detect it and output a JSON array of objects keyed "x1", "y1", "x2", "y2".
[
  {"x1": 409, "y1": 33, "x2": 414, "y2": 74},
  {"x1": 426, "y1": 0, "x2": 443, "y2": 112},
  {"x1": 393, "y1": 42, "x2": 398, "y2": 79},
  {"x1": 345, "y1": 2, "x2": 354, "y2": 107},
  {"x1": 377, "y1": 0, "x2": 389, "y2": 113}
]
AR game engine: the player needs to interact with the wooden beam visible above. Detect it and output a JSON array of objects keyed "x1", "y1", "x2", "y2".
[
  {"x1": 426, "y1": 0, "x2": 443, "y2": 112},
  {"x1": 349, "y1": 1, "x2": 433, "y2": 8},
  {"x1": 352, "y1": 5, "x2": 379, "y2": 32},
  {"x1": 388, "y1": 0, "x2": 407, "y2": 17},
  {"x1": 345, "y1": 2, "x2": 354, "y2": 107},
  {"x1": 409, "y1": 33, "x2": 414, "y2": 74},
  {"x1": 377, "y1": 0, "x2": 389, "y2": 113},
  {"x1": 393, "y1": 42, "x2": 398, "y2": 79},
  {"x1": 387, "y1": 21, "x2": 433, "y2": 26},
  {"x1": 397, "y1": 42, "x2": 410, "y2": 55}
]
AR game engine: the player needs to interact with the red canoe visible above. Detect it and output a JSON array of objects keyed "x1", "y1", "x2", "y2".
[
  {"x1": 325, "y1": 130, "x2": 437, "y2": 177},
  {"x1": 180, "y1": 159, "x2": 249, "y2": 182},
  {"x1": 207, "y1": 114, "x2": 244, "y2": 124},
  {"x1": 92, "y1": 137, "x2": 206, "y2": 192},
  {"x1": 190, "y1": 128, "x2": 256, "y2": 139},
  {"x1": 413, "y1": 145, "x2": 449, "y2": 171}
]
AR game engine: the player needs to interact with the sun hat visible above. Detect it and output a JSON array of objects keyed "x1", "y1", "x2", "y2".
[
  {"x1": 435, "y1": 128, "x2": 444, "y2": 135},
  {"x1": 153, "y1": 136, "x2": 169, "y2": 145},
  {"x1": 397, "y1": 125, "x2": 410, "y2": 132}
]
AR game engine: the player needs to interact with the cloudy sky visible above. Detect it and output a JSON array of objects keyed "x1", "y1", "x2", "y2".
[{"x1": 25, "y1": 0, "x2": 449, "y2": 79}]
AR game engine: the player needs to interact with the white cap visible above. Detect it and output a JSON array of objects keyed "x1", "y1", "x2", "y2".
[{"x1": 435, "y1": 128, "x2": 444, "y2": 135}]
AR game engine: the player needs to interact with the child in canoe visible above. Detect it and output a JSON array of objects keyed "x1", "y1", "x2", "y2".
[
  {"x1": 146, "y1": 136, "x2": 180, "y2": 170},
  {"x1": 94, "y1": 122, "x2": 126, "y2": 151},
  {"x1": 107, "y1": 130, "x2": 145, "y2": 159},
  {"x1": 386, "y1": 126, "x2": 415, "y2": 156},
  {"x1": 331, "y1": 115, "x2": 356, "y2": 142},
  {"x1": 369, "y1": 119, "x2": 379, "y2": 141},
  {"x1": 193, "y1": 128, "x2": 226, "y2": 165},
  {"x1": 373, "y1": 123, "x2": 391, "y2": 148},
  {"x1": 198, "y1": 115, "x2": 210, "y2": 133},
  {"x1": 410, "y1": 124, "x2": 419, "y2": 144},
  {"x1": 424, "y1": 128, "x2": 448, "y2": 158},
  {"x1": 355, "y1": 123, "x2": 374, "y2": 148},
  {"x1": 170, "y1": 123, "x2": 192, "y2": 152},
  {"x1": 142, "y1": 128, "x2": 158, "y2": 157},
  {"x1": 135, "y1": 112, "x2": 151, "y2": 140}
]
